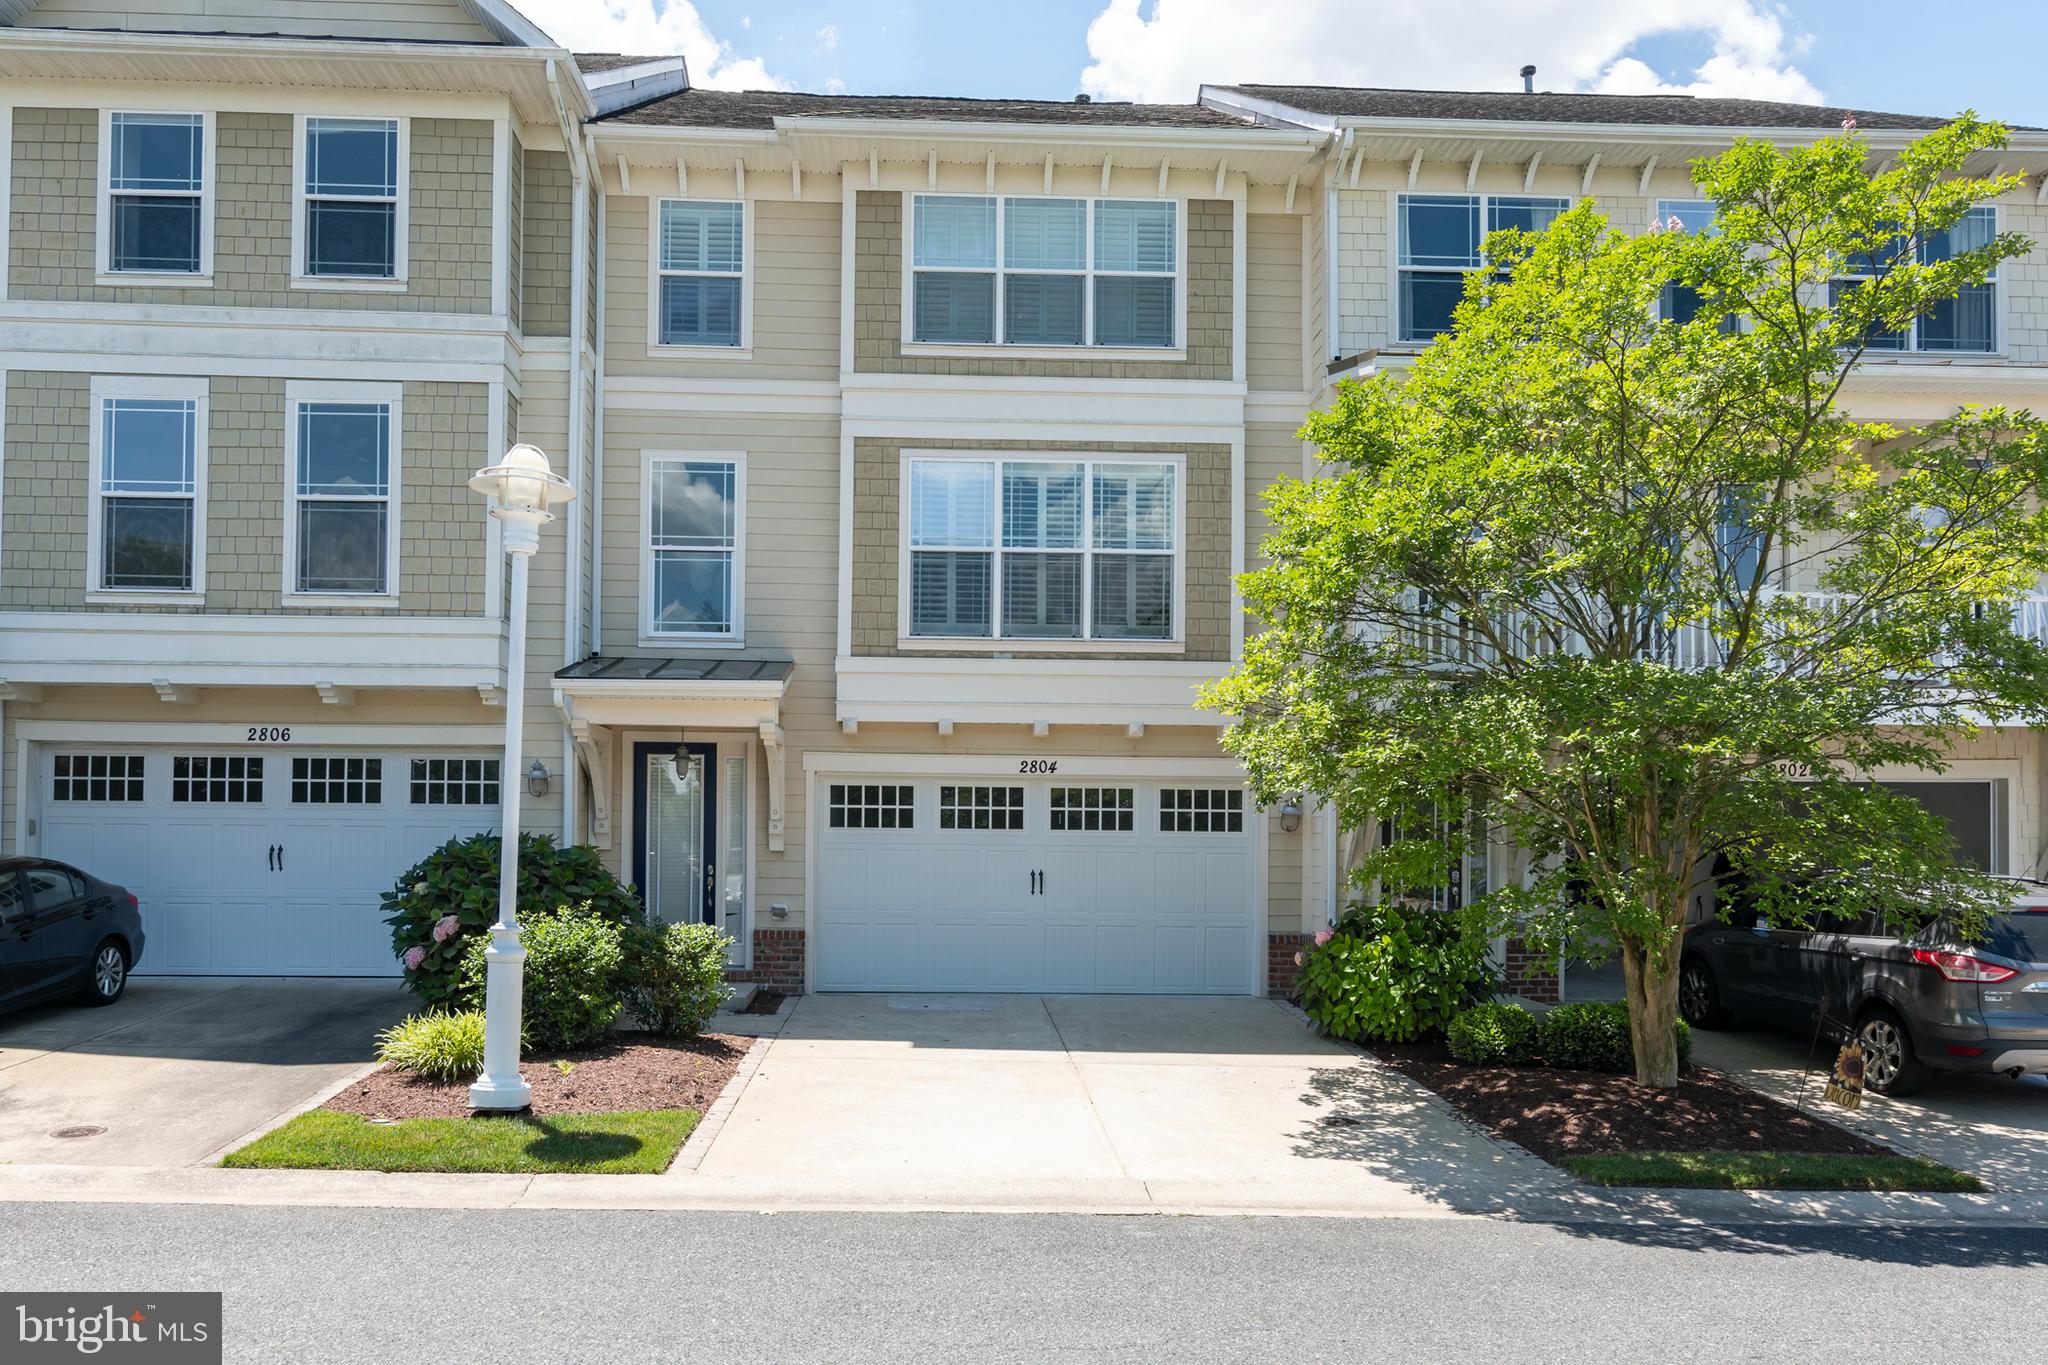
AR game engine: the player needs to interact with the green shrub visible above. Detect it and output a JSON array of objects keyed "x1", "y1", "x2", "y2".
[
  {"x1": 376, "y1": 1011, "x2": 488, "y2": 1084},
  {"x1": 619, "y1": 921, "x2": 733, "y2": 1037},
  {"x1": 1446, "y1": 1002, "x2": 1540, "y2": 1066},
  {"x1": 1539, "y1": 1001, "x2": 1692, "y2": 1073},
  {"x1": 458, "y1": 906, "x2": 626, "y2": 1052},
  {"x1": 383, "y1": 832, "x2": 641, "y2": 1008},
  {"x1": 1299, "y1": 902, "x2": 1493, "y2": 1043}
]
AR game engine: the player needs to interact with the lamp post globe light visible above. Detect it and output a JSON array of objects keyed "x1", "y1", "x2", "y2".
[{"x1": 466, "y1": 443, "x2": 575, "y2": 1111}]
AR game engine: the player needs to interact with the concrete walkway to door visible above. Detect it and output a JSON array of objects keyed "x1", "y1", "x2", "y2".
[{"x1": 685, "y1": 994, "x2": 1570, "y2": 1215}]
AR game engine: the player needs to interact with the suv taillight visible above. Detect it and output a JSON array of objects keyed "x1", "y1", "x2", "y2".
[
  {"x1": 1912, "y1": 948, "x2": 2018, "y2": 983},
  {"x1": 126, "y1": 894, "x2": 138, "y2": 911}
]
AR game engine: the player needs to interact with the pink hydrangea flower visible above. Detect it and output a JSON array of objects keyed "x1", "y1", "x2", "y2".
[
  {"x1": 403, "y1": 946, "x2": 427, "y2": 971},
  {"x1": 1647, "y1": 218, "x2": 1662, "y2": 234},
  {"x1": 1841, "y1": 113, "x2": 1857, "y2": 132},
  {"x1": 1293, "y1": 951, "x2": 1306, "y2": 967},
  {"x1": 1667, "y1": 215, "x2": 1685, "y2": 233},
  {"x1": 1313, "y1": 927, "x2": 1335, "y2": 947},
  {"x1": 431, "y1": 915, "x2": 460, "y2": 943}
]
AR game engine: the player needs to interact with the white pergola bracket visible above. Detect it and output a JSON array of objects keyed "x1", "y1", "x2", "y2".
[
  {"x1": 1032, "y1": 720, "x2": 1051, "y2": 738},
  {"x1": 615, "y1": 154, "x2": 630, "y2": 194},
  {"x1": 478, "y1": 684, "x2": 505, "y2": 707},
  {"x1": 1638, "y1": 155, "x2": 1659, "y2": 198},
  {"x1": 1523, "y1": 151, "x2": 1542, "y2": 193},
  {"x1": 0, "y1": 681, "x2": 43, "y2": 703},
  {"x1": 1406, "y1": 149, "x2": 1421, "y2": 191},
  {"x1": 150, "y1": 679, "x2": 195, "y2": 705},
  {"x1": 1466, "y1": 150, "x2": 1482, "y2": 192},
  {"x1": 314, "y1": 682, "x2": 355, "y2": 707},
  {"x1": 558, "y1": 690, "x2": 613, "y2": 848}
]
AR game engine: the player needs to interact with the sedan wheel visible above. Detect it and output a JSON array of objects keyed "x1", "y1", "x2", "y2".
[
  {"x1": 1678, "y1": 959, "x2": 1728, "y2": 1028},
  {"x1": 80, "y1": 942, "x2": 128, "y2": 1007}
]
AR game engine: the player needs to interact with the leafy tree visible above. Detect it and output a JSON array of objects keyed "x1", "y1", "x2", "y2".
[{"x1": 1207, "y1": 116, "x2": 2048, "y2": 1086}]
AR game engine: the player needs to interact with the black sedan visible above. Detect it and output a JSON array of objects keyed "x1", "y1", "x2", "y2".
[{"x1": 0, "y1": 857, "x2": 145, "y2": 1015}]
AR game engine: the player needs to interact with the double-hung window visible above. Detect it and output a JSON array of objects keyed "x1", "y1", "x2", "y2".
[
  {"x1": 1830, "y1": 208, "x2": 1998, "y2": 353},
  {"x1": 90, "y1": 377, "x2": 206, "y2": 596},
  {"x1": 1656, "y1": 199, "x2": 1720, "y2": 326},
  {"x1": 906, "y1": 455, "x2": 1178, "y2": 643},
  {"x1": 1396, "y1": 194, "x2": 1566, "y2": 341},
  {"x1": 102, "y1": 111, "x2": 209, "y2": 277},
  {"x1": 300, "y1": 117, "x2": 403, "y2": 281},
  {"x1": 656, "y1": 200, "x2": 744, "y2": 347},
  {"x1": 646, "y1": 456, "x2": 744, "y2": 640},
  {"x1": 287, "y1": 384, "x2": 398, "y2": 598},
  {"x1": 911, "y1": 195, "x2": 1179, "y2": 348}
]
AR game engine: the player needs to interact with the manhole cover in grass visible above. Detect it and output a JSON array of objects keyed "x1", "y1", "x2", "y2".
[{"x1": 50, "y1": 1125, "x2": 106, "y2": 1140}]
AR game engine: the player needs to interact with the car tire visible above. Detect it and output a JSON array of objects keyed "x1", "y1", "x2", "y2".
[
  {"x1": 78, "y1": 939, "x2": 128, "y2": 1007},
  {"x1": 1678, "y1": 956, "x2": 1731, "y2": 1029},
  {"x1": 1856, "y1": 1005, "x2": 1930, "y2": 1097}
]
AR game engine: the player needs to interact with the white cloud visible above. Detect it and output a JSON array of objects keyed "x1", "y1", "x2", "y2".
[
  {"x1": 508, "y1": 0, "x2": 787, "y2": 90},
  {"x1": 816, "y1": 23, "x2": 839, "y2": 53},
  {"x1": 1080, "y1": 0, "x2": 1825, "y2": 106}
]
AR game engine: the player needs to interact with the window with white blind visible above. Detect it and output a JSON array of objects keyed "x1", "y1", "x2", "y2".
[
  {"x1": 286, "y1": 383, "x2": 399, "y2": 598},
  {"x1": 910, "y1": 195, "x2": 1179, "y2": 348},
  {"x1": 644, "y1": 455, "x2": 744, "y2": 641},
  {"x1": 90, "y1": 377, "x2": 207, "y2": 596},
  {"x1": 102, "y1": 111, "x2": 210, "y2": 277},
  {"x1": 656, "y1": 200, "x2": 745, "y2": 347},
  {"x1": 905, "y1": 455, "x2": 1179, "y2": 644}
]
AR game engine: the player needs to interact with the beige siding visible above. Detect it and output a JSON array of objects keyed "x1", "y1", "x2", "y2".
[
  {"x1": 8, "y1": 109, "x2": 495, "y2": 314},
  {"x1": 603, "y1": 196, "x2": 840, "y2": 380},
  {"x1": 521, "y1": 149, "x2": 573, "y2": 338},
  {"x1": 21, "y1": 0, "x2": 498, "y2": 43},
  {"x1": 847, "y1": 437, "x2": 1232, "y2": 662},
  {"x1": 1247, "y1": 213, "x2": 1304, "y2": 393},
  {"x1": 0, "y1": 372, "x2": 491, "y2": 615},
  {"x1": 851, "y1": 191, "x2": 1235, "y2": 380}
]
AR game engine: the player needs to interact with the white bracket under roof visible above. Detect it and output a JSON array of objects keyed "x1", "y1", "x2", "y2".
[
  {"x1": 1407, "y1": 149, "x2": 1422, "y2": 191},
  {"x1": 150, "y1": 679, "x2": 195, "y2": 706},
  {"x1": 1638, "y1": 156, "x2": 1659, "y2": 197},
  {"x1": 0, "y1": 681, "x2": 42, "y2": 703},
  {"x1": 1581, "y1": 153, "x2": 1600, "y2": 198},
  {"x1": 1523, "y1": 151, "x2": 1542, "y2": 193},
  {"x1": 759, "y1": 721, "x2": 786, "y2": 852},
  {"x1": 556, "y1": 690, "x2": 614, "y2": 848},
  {"x1": 1466, "y1": 150, "x2": 1482, "y2": 192},
  {"x1": 314, "y1": 682, "x2": 355, "y2": 707}
]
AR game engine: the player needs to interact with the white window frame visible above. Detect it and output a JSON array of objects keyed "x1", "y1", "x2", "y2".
[
  {"x1": 901, "y1": 193, "x2": 1188, "y2": 360},
  {"x1": 896, "y1": 449, "x2": 1186, "y2": 653},
  {"x1": 283, "y1": 380, "x2": 403, "y2": 605},
  {"x1": 1390, "y1": 191, "x2": 1569, "y2": 344},
  {"x1": 290, "y1": 114, "x2": 409, "y2": 291},
  {"x1": 95, "y1": 109, "x2": 215, "y2": 285},
  {"x1": 646, "y1": 198, "x2": 753, "y2": 354},
  {"x1": 86, "y1": 375, "x2": 208, "y2": 604},
  {"x1": 1830, "y1": 206, "x2": 2002, "y2": 356},
  {"x1": 640, "y1": 451, "x2": 747, "y2": 646}
]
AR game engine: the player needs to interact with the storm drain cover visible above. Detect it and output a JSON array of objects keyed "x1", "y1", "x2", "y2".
[{"x1": 50, "y1": 1125, "x2": 105, "y2": 1140}]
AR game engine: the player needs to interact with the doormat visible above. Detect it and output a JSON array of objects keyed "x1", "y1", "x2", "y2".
[{"x1": 886, "y1": 995, "x2": 1000, "y2": 1011}]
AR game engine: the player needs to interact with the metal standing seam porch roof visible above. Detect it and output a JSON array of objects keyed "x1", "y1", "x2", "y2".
[{"x1": 555, "y1": 656, "x2": 794, "y2": 689}]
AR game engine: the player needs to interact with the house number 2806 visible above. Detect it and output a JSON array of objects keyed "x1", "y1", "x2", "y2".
[
  {"x1": 1018, "y1": 760, "x2": 1060, "y2": 774},
  {"x1": 247, "y1": 727, "x2": 292, "y2": 743}
]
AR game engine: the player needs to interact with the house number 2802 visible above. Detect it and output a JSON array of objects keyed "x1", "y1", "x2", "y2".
[
  {"x1": 1018, "y1": 760, "x2": 1060, "y2": 775},
  {"x1": 247, "y1": 727, "x2": 292, "y2": 743}
]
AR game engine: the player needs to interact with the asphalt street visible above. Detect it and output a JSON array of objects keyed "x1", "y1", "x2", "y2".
[{"x1": 4, "y1": 1204, "x2": 2046, "y2": 1362}]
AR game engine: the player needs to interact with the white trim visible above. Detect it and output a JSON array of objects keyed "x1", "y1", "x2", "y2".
[
  {"x1": 86, "y1": 374, "x2": 209, "y2": 600},
  {"x1": 895, "y1": 449, "x2": 1187, "y2": 650},
  {"x1": 839, "y1": 169, "x2": 859, "y2": 374},
  {"x1": 1229, "y1": 433, "x2": 1245, "y2": 660},
  {"x1": 639, "y1": 451, "x2": 747, "y2": 647},
  {"x1": 647, "y1": 196, "x2": 753, "y2": 355},
  {"x1": 484, "y1": 378, "x2": 505, "y2": 622},
  {"x1": 1231, "y1": 192, "x2": 1247, "y2": 384},
  {"x1": 283, "y1": 379, "x2": 403, "y2": 604},
  {"x1": 291, "y1": 114, "x2": 410, "y2": 289},
  {"x1": 95, "y1": 108, "x2": 216, "y2": 286},
  {"x1": 835, "y1": 655, "x2": 1228, "y2": 730},
  {"x1": 804, "y1": 752, "x2": 1247, "y2": 778}
]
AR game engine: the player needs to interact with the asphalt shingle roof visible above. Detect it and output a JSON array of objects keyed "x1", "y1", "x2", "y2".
[
  {"x1": 1219, "y1": 84, "x2": 1955, "y2": 131},
  {"x1": 596, "y1": 87, "x2": 1257, "y2": 129},
  {"x1": 574, "y1": 53, "x2": 679, "y2": 74}
]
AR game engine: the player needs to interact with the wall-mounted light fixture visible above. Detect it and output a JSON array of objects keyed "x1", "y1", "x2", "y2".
[
  {"x1": 1279, "y1": 796, "x2": 1304, "y2": 834},
  {"x1": 526, "y1": 759, "x2": 550, "y2": 799}
]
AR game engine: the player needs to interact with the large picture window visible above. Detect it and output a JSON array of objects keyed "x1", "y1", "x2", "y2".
[
  {"x1": 1830, "y1": 207, "x2": 1998, "y2": 353},
  {"x1": 103, "y1": 111, "x2": 207, "y2": 276},
  {"x1": 646, "y1": 456, "x2": 743, "y2": 640},
  {"x1": 287, "y1": 384, "x2": 398, "y2": 597},
  {"x1": 90, "y1": 378, "x2": 206, "y2": 595},
  {"x1": 907, "y1": 456, "x2": 1177, "y2": 643},
  {"x1": 1396, "y1": 193, "x2": 1566, "y2": 341},
  {"x1": 300, "y1": 117, "x2": 402, "y2": 280},
  {"x1": 656, "y1": 200, "x2": 744, "y2": 346},
  {"x1": 912, "y1": 195, "x2": 1178, "y2": 348}
]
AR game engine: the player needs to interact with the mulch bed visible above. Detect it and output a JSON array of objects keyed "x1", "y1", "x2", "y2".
[
  {"x1": 326, "y1": 1032, "x2": 750, "y2": 1121},
  {"x1": 740, "y1": 990, "x2": 786, "y2": 1016},
  {"x1": 1371, "y1": 1040, "x2": 1890, "y2": 1165}
]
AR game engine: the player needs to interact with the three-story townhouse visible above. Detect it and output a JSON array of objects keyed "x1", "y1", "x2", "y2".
[{"x1": 1204, "y1": 82, "x2": 2048, "y2": 1002}]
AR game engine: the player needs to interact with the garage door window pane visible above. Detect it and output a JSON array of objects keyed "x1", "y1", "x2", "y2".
[
  {"x1": 1050, "y1": 786, "x2": 1134, "y2": 832},
  {"x1": 1160, "y1": 787, "x2": 1244, "y2": 833},
  {"x1": 172, "y1": 755, "x2": 262, "y2": 804},
  {"x1": 829, "y1": 783, "x2": 915, "y2": 830},
  {"x1": 940, "y1": 785, "x2": 1024, "y2": 831},
  {"x1": 53, "y1": 754, "x2": 145, "y2": 803},
  {"x1": 291, "y1": 756, "x2": 383, "y2": 805},
  {"x1": 409, "y1": 757, "x2": 501, "y2": 806}
]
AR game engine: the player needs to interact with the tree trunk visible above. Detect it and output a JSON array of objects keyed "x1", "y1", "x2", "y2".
[{"x1": 1619, "y1": 934, "x2": 1684, "y2": 1088}]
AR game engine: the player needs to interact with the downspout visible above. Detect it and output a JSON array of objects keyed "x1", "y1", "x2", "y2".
[
  {"x1": 548, "y1": 57, "x2": 592, "y2": 842},
  {"x1": 1324, "y1": 127, "x2": 1350, "y2": 367},
  {"x1": 586, "y1": 128, "x2": 608, "y2": 657}
]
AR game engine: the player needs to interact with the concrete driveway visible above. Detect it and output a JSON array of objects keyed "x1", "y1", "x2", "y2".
[
  {"x1": 689, "y1": 994, "x2": 1564, "y2": 1214},
  {"x1": 1691, "y1": 1026, "x2": 2048, "y2": 1192},
  {"x1": 0, "y1": 978, "x2": 411, "y2": 1167}
]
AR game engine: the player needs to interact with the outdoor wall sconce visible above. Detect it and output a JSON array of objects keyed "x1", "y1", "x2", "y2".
[
  {"x1": 1279, "y1": 796, "x2": 1303, "y2": 834},
  {"x1": 526, "y1": 759, "x2": 550, "y2": 798}
]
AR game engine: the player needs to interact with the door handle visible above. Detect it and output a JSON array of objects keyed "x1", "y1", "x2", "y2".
[
  {"x1": 267, "y1": 845, "x2": 277, "y2": 872},
  {"x1": 277, "y1": 844, "x2": 284, "y2": 873}
]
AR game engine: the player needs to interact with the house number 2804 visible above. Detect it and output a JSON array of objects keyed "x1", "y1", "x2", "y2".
[
  {"x1": 1018, "y1": 760, "x2": 1060, "y2": 774},
  {"x1": 247, "y1": 727, "x2": 292, "y2": 743}
]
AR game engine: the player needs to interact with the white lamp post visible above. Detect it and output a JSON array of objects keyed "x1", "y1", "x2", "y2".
[{"x1": 466, "y1": 443, "x2": 575, "y2": 1112}]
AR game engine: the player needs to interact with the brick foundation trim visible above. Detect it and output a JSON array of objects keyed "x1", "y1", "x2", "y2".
[
  {"x1": 728, "y1": 928, "x2": 806, "y2": 994},
  {"x1": 1267, "y1": 933, "x2": 1307, "y2": 999},
  {"x1": 1502, "y1": 936, "x2": 1560, "y2": 1005}
]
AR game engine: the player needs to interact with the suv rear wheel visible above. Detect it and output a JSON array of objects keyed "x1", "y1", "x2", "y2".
[
  {"x1": 1857, "y1": 1005, "x2": 1930, "y2": 1097},
  {"x1": 1678, "y1": 957, "x2": 1731, "y2": 1029}
]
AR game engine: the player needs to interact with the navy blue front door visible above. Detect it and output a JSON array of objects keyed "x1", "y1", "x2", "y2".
[{"x1": 632, "y1": 742, "x2": 718, "y2": 926}]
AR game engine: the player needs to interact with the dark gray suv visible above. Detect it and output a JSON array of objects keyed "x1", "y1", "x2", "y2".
[{"x1": 1678, "y1": 878, "x2": 2048, "y2": 1096}]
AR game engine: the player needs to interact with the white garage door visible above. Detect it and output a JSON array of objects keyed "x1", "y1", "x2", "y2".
[
  {"x1": 38, "y1": 746, "x2": 502, "y2": 976},
  {"x1": 815, "y1": 777, "x2": 1256, "y2": 994}
]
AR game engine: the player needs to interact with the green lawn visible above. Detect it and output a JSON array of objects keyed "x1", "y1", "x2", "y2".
[
  {"x1": 1565, "y1": 1151, "x2": 1983, "y2": 1192},
  {"x1": 222, "y1": 1109, "x2": 700, "y2": 1175}
]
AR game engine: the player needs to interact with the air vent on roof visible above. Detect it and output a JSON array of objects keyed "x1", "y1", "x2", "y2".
[
  {"x1": 1520, "y1": 64, "x2": 1537, "y2": 94},
  {"x1": 1075, "y1": 94, "x2": 1092, "y2": 103}
]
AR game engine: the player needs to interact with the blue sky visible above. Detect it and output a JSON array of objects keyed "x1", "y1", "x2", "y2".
[{"x1": 656, "y1": 1, "x2": 2048, "y2": 126}]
